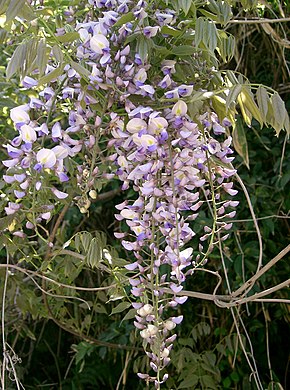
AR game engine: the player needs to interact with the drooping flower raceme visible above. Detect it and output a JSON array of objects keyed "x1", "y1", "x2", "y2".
[{"x1": 1, "y1": 0, "x2": 240, "y2": 387}]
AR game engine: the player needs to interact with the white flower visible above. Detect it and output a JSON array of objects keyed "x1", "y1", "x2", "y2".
[
  {"x1": 172, "y1": 100, "x2": 187, "y2": 116},
  {"x1": 90, "y1": 34, "x2": 109, "y2": 54},
  {"x1": 126, "y1": 118, "x2": 147, "y2": 133},
  {"x1": 36, "y1": 149, "x2": 56, "y2": 168},
  {"x1": 164, "y1": 320, "x2": 176, "y2": 331},
  {"x1": 148, "y1": 117, "x2": 168, "y2": 133},
  {"x1": 20, "y1": 124, "x2": 37, "y2": 143},
  {"x1": 10, "y1": 105, "x2": 30, "y2": 123}
]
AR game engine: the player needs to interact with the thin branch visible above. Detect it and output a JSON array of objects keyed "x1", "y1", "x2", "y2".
[
  {"x1": 232, "y1": 308, "x2": 264, "y2": 389},
  {"x1": 1, "y1": 251, "x2": 9, "y2": 389},
  {"x1": 228, "y1": 17, "x2": 290, "y2": 24},
  {"x1": 232, "y1": 244, "x2": 290, "y2": 297},
  {"x1": 235, "y1": 173, "x2": 263, "y2": 271},
  {"x1": 235, "y1": 279, "x2": 290, "y2": 304},
  {"x1": 262, "y1": 303, "x2": 274, "y2": 386},
  {"x1": 230, "y1": 308, "x2": 263, "y2": 390},
  {"x1": 0, "y1": 264, "x2": 116, "y2": 292},
  {"x1": 1, "y1": 263, "x2": 289, "y2": 307},
  {"x1": 229, "y1": 214, "x2": 290, "y2": 223},
  {"x1": 252, "y1": 298, "x2": 290, "y2": 304},
  {"x1": 44, "y1": 204, "x2": 70, "y2": 262},
  {"x1": 44, "y1": 300, "x2": 142, "y2": 352},
  {"x1": 93, "y1": 188, "x2": 121, "y2": 202}
]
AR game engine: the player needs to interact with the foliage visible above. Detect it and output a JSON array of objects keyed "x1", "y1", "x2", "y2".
[{"x1": 0, "y1": 0, "x2": 289, "y2": 389}]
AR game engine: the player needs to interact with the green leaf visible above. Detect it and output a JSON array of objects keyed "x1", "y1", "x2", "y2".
[
  {"x1": 195, "y1": 17, "x2": 204, "y2": 48},
  {"x1": 5, "y1": 0, "x2": 26, "y2": 22},
  {"x1": 37, "y1": 39, "x2": 49, "y2": 76},
  {"x1": 178, "y1": 374, "x2": 199, "y2": 389},
  {"x1": 110, "y1": 301, "x2": 131, "y2": 316},
  {"x1": 199, "y1": 9, "x2": 219, "y2": 23},
  {"x1": 256, "y1": 85, "x2": 269, "y2": 121},
  {"x1": 225, "y1": 70, "x2": 239, "y2": 85},
  {"x1": 172, "y1": 45, "x2": 196, "y2": 56},
  {"x1": 57, "y1": 31, "x2": 79, "y2": 43},
  {"x1": 179, "y1": 0, "x2": 192, "y2": 16},
  {"x1": 121, "y1": 308, "x2": 136, "y2": 323},
  {"x1": 226, "y1": 84, "x2": 242, "y2": 110},
  {"x1": 232, "y1": 116, "x2": 249, "y2": 169},
  {"x1": 200, "y1": 375, "x2": 218, "y2": 389},
  {"x1": 17, "y1": 2, "x2": 36, "y2": 21},
  {"x1": 137, "y1": 36, "x2": 150, "y2": 63},
  {"x1": 93, "y1": 303, "x2": 107, "y2": 314},
  {"x1": 70, "y1": 61, "x2": 90, "y2": 78},
  {"x1": 195, "y1": 17, "x2": 218, "y2": 53},
  {"x1": 52, "y1": 44, "x2": 64, "y2": 63},
  {"x1": 113, "y1": 11, "x2": 134, "y2": 27},
  {"x1": 271, "y1": 92, "x2": 287, "y2": 135},
  {"x1": 217, "y1": 32, "x2": 235, "y2": 62},
  {"x1": 208, "y1": 0, "x2": 233, "y2": 25},
  {"x1": 160, "y1": 25, "x2": 181, "y2": 37},
  {"x1": 212, "y1": 95, "x2": 227, "y2": 122},
  {"x1": 0, "y1": 28, "x2": 7, "y2": 44},
  {"x1": 80, "y1": 232, "x2": 92, "y2": 252},
  {"x1": 6, "y1": 43, "x2": 25, "y2": 79},
  {"x1": 0, "y1": 96, "x2": 17, "y2": 108},
  {"x1": 237, "y1": 90, "x2": 252, "y2": 127},
  {"x1": 240, "y1": 87, "x2": 263, "y2": 127},
  {"x1": 0, "y1": 0, "x2": 9, "y2": 15},
  {"x1": 38, "y1": 65, "x2": 64, "y2": 86},
  {"x1": 86, "y1": 237, "x2": 102, "y2": 268}
]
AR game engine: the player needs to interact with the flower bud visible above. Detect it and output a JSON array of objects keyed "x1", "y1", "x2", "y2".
[
  {"x1": 164, "y1": 320, "x2": 176, "y2": 331},
  {"x1": 137, "y1": 304, "x2": 153, "y2": 317}
]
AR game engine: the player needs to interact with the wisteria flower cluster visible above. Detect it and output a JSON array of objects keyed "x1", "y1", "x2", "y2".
[{"x1": 2, "y1": 0, "x2": 240, "y2": 387}]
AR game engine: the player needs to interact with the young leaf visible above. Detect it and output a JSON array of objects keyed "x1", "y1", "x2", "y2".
[
  {"x1": 6, "y1": 0, "x2": 26, "y2": 22},
  {"x1": 226, "y1": 84, "x2": 242, "y2": 110},
  {"x1": 241, "y1": 87, "x2": 263, "y2": 127},
  {"x1": 237, "y1": 93, "x2": 252, "y2": 127},
  {"x1": 0, "y1": 0, "x2": 9, "y2": 15},
  {"x1": 211, "y1": 95, "x2": 227, "y2": 122},
  {"x1": 17, "y1": 2, "x2": 36, "y2": 21},
  {"x1": 217, "y1": 32, "x2": 235, "y2": 62},
  {"x1": 232, "y1": 116, "x2": 249, "y2": 169}
]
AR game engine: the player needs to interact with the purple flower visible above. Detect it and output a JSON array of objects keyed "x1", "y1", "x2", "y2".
[
  {"x1": 51, "y1": 188, "x2": 68, "y2": 199},
  {"x1": 5, "y1": 202, "x2": 21, "y2": 215}
]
